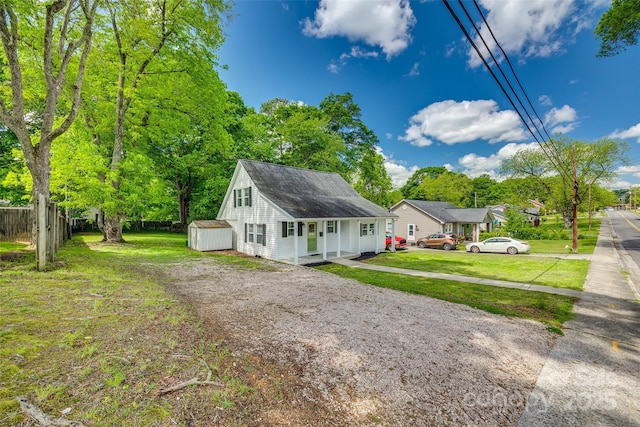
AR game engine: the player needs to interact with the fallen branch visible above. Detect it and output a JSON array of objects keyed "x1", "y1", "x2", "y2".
[
  {"x1": 16, "y1": 396, "x2": 86, "y2": 427},
  {"x1": 158, "y1": 359, "x2": 223, "y2": 395}
]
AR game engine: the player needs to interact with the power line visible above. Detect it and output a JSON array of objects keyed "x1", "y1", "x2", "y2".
[{"x1": 442, "y1": 0, "x2": 568, "y2": 184}]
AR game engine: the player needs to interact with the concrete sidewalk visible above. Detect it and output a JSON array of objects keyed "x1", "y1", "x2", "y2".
[
  {"x1": 519, "y1": 216, "x2": 640, "y2": 426},
  {"x1": 333, "y1": 254, "x2": 585, "y2": 297}
]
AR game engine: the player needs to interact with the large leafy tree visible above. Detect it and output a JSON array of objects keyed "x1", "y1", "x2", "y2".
[
  {"x1": 595, "y1": 0, "x2": 640, "y2": 57},
  {"x1": 78, "y1": 0, "x2": 231, "y2": 242},
  {"x1": 468, "y1": 174, "x2": 505, "y2": 208},
  {"x1": 353, "y1": 148, "x2": 393, "y2": 208},
  {"x1": 0, "y1": 0, "x2": 98, "y2": 237},
  {"x1": 400, "y1": 166, "x2": 448, "y2": 200},
  {"x1": 500, "y1": 137, "x2": 629, "y2": 228},
  {"x1": 417, "y1": 171, "x2": 472, "y2": 207}
]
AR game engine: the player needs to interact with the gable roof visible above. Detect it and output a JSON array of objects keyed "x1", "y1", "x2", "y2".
[
  {"x1": 239, "y1": 160, "x2": 395, "y2": 219},
  {"x1": 395, "y1": 199, "x2": 492, "y2": 224}
]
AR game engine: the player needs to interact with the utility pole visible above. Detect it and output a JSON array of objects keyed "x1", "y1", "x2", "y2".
[{"x1": 572, "y1": 145, "x2": 578, "y2": 254}]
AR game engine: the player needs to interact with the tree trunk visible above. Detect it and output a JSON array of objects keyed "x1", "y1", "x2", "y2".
[
  {"x1": 176, "y1": 179, "x2": 194, "y2": 228},
  {"x1": 103, "y1": 217, "x2": 125, "y2": 243}
]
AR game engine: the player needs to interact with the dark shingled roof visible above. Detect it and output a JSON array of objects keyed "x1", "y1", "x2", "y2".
[
  {"x1": 240, "y1": 160, "x2": 395, "y2": 219},
  {"x1": 403, "y1": 200, "x2": 492, "y2": 223}
]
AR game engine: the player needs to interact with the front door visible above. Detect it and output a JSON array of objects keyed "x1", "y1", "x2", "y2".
[
  {"x1": 407, "y1": 224, "x2": 416, "y2": 241},
  {"x1": 307, "y1": 222, "x2": 317, "y2": 252}
]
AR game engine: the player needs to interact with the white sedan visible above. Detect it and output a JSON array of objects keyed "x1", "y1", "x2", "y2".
[{"x1": 465, "y1": 237, "x2": 531, "y2": 255}]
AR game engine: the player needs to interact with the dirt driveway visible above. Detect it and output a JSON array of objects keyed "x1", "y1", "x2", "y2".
[{"x1": 165, "y1": 255, "x2": 556, "y2": 426}]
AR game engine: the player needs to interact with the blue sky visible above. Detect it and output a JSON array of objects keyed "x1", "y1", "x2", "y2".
[{"x1": 218, "y1": 0, "x2": 640, "y2": 189}]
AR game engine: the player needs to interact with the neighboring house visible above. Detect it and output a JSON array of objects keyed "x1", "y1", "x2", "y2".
[
  {"x1": 489, "y1": 203, "x2": 542, "y2": 227},
  {"x1": 390, "y1": 199, "x2": 494, "y2": 243},
  {"x1": 217, "y1": 160, "x2": 398, "y2": 265}
]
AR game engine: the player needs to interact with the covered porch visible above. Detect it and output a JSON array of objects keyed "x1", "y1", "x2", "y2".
[{"x1": 281, "y1": 250, "x2": 361, "y2": 266}]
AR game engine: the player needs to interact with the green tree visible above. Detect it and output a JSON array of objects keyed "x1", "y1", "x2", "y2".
[
  {"x1": 501, "y1": 137, "x2": 629, "y2": 228},
  {"x1": 400, "y1": 166, "x2": 448, "y2": 199},
  {"x1": 0, "y1": 129, "x2": 28, "y2": 204},
  {"x1": 576, "y1": 137, "x2": 630, "y2": 228},
  {"x1": 353, "y1": 149, "x2": 393, "y2": 208},
  {"x1": 468, "y1": 174, "x2": 504, "y2": 208},
  {"x1": 595, "y1": 0, "x2": 640, "y2": 57},
  {"x1": 79, "y1": 0, "x2": 231, "y2": 242},
  {"x1": 418, "y1": 171, "x2": 472, "y2": 207},
  {"x1": 0, "y1": 0, "x2": 98, "y2": 238}
]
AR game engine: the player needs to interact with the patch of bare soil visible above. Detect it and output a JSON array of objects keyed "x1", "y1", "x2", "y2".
[{"x1": 164, "y1": 256, "x2": 556, "y2": 426}]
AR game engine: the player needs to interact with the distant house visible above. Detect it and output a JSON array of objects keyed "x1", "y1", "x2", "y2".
[
  {"x1": 390, "y1": 199, "x2": 494, "y2": 243},
  {"x1": 217, "y1": 160, "x2": 397, "y2": 265}
]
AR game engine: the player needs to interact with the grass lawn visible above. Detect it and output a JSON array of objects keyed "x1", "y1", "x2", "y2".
[
  {"x1": 316, "y1": 264, "x2": 576, "y2": 331},
  {"x1": 0, "y1": 233, "x2": 303, "y2": 426},
  {"x1": 361, "y1": 250, "x2": 588, "y2": 290}
]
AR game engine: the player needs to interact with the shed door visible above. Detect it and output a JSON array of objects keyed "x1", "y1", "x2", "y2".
[{"x1": 308, "y1": 222, "x2": 317, "y2": 252}]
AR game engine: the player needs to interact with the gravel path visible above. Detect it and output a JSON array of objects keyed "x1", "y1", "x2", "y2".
[{"x1": 166, "y1": 256, "x2": 557, "y2": 426}]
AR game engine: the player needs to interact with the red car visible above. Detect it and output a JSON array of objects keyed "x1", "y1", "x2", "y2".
[{"x1": 385, "y1": 233, "x2": 407, "y2": 250}]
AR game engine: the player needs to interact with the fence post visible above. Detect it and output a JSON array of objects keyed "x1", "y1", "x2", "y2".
[
  {"x1": 36, "y1": 193, "x2": 47, "y2": 271},
  {"x1": 48, "y1": 201, "x2": 56, "y2": 262}
]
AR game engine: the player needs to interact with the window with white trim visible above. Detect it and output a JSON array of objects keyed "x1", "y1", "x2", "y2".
[
  {"x1": 256, "y1": 224, "x2": 264, "y2": 244},
  {"x1": 327, "y1": 221, "x2": 335, "y2": 233},
  {"x1": 248, "y1": 224, "x2": 254, "y2": 242},
  {"x1": 369, "y1": 223, "x2": 375, "y2": 236}
]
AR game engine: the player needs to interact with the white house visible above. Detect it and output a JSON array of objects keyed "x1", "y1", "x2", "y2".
[{"x1": 217, "y1": 160, "x2": 398, "y2": 265}]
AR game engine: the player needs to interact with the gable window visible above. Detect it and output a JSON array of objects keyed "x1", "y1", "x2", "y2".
[
  {"x1": 244, "y1": 187, "x2": 252, "y2": 207},
  {"x1": 234, "y1": 187, "x2": 252, "y2": 208},
  {"x1": 327, "y1": 221, "x2": 335, "y2": 233}
]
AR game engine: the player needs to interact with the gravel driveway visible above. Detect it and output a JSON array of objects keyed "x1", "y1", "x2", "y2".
[{"x1": 165, "y1": 255, "x2": 556, "y2": 426}]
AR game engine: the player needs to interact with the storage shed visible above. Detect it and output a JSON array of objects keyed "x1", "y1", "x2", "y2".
[{"x1": 188, "y1": 220, "x2": 233, "y2": 251}]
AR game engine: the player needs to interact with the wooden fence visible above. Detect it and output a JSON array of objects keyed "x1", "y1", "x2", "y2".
[
  {"x1": 0, "y1": 205, "x2": 68, "y2": 247},
  {"x1": 0, "y1": 207, "x2": 33, "y2": 242}
]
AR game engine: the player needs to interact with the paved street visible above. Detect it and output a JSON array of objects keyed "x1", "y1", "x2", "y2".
[{"x1": 519, "y1": 214, "x2": 640, "y2": 426}]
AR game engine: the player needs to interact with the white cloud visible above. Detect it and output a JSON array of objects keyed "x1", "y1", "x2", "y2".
[
  {"x1": 545, "y1": 105, "x2": 576, "y2": 126},
  {"x1": 302, "y1": 0, "x2": 416, "y2": 59},
  {"x1": 544, "y1": 104, "x2": 578, "y2": 134},
  {"x1": 610, "y1": 123, "x2": 640, "y2": 143},
  {"x1": 539, "y1": 95, "x2": 553, "y2": 106},
  {"x1": 327, "y1": 62, "x2": 339, "y2": 74},
  {"x1": 467, "y1": 0, "x2": 593, "y2": 68},
  {"x1": 376, "y1": 146, "x2": 418, "y2": 188},
  {"x1": 457, "y1": 142, "x2": 539, "y2": 179},
  {"x1": 399, "y1": 99, "x2": 527, "y2": 146},
  {"x1": 339, "y1": 46, "x2": 379, "y2": 61},
  {"x1": 617, "y1": 165, "x2": 640, "y2": 175},
  {"x1": 407, "y1": 62, "x2": 420, "y2": 76}
]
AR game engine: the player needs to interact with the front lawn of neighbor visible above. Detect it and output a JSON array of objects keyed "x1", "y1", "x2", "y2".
[
  {"x1": 316, "y1": 264, "x2": 576, "y2": 331},
  {"x1": 363, "y1": 250, "x2": 588, "y2": 290}
]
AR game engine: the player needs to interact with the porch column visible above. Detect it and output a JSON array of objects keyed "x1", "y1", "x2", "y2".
[
  {"x1": 337, "y1": 220, "x2": 341, "y2": 257},
  {"x1": 294, "y1": 221, "x2": 299, "y2": 265},
  {"x1": 375, "y1": 219, "x2": 380, "y2": 254},
  {"x1": 357, "y1": 219, "x2": 361, "y2": 255},
  {"x1": 322, "y1": 220, "x2": 327, "y2": 261},
  {"x1": 390, "y1": 219, "x2": 396, "y2": 253}
]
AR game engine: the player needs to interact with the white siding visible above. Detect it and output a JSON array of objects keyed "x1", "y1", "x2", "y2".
[{"x1": 217, "y1": 162, "x2": 391, "y2": 263}]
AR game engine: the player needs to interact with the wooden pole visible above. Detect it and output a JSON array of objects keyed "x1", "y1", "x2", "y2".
[
  {"x1": 572, "y1": 145, "x2": 578, "y2": 254},
  {"x1": 36, "y1": 193, "x2": 47, "y2": 271}
]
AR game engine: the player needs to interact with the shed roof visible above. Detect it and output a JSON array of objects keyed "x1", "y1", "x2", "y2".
[
  {"x1": 240, "y1": 160, "x2": 395, "y2": 219},
  {"x1": 190, "y1": 220, "x2": 232, "y2": 229}
]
